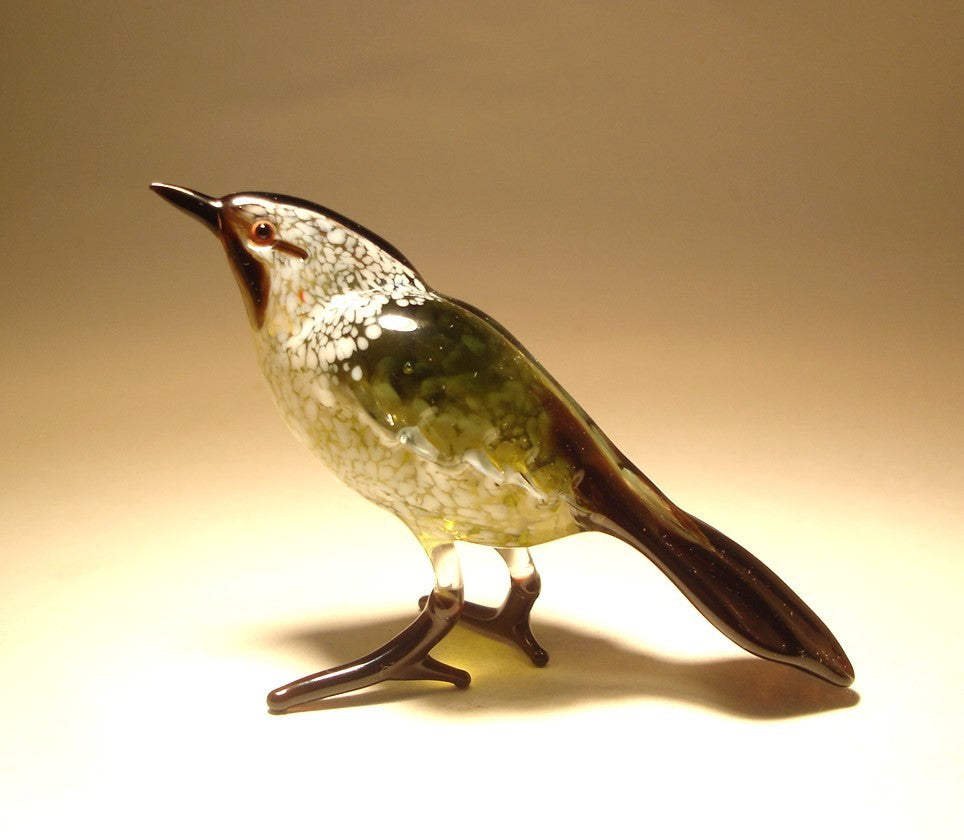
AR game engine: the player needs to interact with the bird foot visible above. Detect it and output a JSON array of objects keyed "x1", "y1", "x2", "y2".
[
  {"x1": 420, "y1": 574, "x2": 549, "y2": 667},
  {"x1": 267, "y1": 591, "x2": 469, "y2": 713}
]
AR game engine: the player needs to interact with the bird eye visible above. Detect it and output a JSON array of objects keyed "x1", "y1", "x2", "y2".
[{"x1": 249, "y1": 221, "x2": 277, "y2": 245}]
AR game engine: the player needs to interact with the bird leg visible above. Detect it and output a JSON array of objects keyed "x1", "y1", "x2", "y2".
[
  {"x1": 267, "y1": 543, "x2": 469, "y2": 712},
  {"x1": 423, "y1": 547, "x2": 549, "y2": 667}
]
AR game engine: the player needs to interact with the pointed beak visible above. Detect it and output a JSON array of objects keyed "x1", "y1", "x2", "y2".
[{"x1": 150, "y1": 183, "x2": 221, "y2": 233}]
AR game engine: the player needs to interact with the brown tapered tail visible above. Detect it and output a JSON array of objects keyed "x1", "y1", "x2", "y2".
[{"x1": 574, "y1": 469, "x2": 855, "y2": 686}]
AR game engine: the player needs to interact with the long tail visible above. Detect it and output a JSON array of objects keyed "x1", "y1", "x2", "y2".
[{"x1": 573, "y1": 463, "x2": 855, "y2": 686}]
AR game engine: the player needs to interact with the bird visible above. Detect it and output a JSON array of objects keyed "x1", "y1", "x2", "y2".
[{"x1": 151, "y1": 183, "x2": 854, "y2": 712}]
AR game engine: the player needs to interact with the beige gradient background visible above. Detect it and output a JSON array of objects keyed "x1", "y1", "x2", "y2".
[{"x1": 2, "y1": 3, "x2": 961, "y2": 837}]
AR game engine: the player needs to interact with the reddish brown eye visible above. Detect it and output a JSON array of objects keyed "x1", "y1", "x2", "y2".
[{"x1": 249, "y1": 220, "x2": 277, "y2": 244}]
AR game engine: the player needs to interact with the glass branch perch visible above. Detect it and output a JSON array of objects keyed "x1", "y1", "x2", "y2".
[{"x1": 152, "y1": 183, "x2": 854, "y2": 712}]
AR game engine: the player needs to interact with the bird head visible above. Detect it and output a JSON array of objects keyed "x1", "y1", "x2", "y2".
[{"x1": 151, "y1": 184, "x2": 421, "y2": 330}]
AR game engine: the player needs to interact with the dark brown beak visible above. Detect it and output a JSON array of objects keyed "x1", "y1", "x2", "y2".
[{"x1": 151, "y1": 183, "x2": 221, "y2": 233}]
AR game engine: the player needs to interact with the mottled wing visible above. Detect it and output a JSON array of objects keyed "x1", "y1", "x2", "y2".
[{"x1": 330, "y1": 294, "x2": 588, "y2": 501}]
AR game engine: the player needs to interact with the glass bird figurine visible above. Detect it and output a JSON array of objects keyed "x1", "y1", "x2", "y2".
[{"x1": 152, "y1": 183, "x2": 854, "y2": 712}]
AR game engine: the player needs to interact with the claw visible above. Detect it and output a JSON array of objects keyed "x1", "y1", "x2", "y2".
[
  {"x1": 393, "y1": 655, "x2": 471, "y2": 687},
  {"x1": 431, "y1": 571, "x2": 549, "y2": 667},
  {"x1": 267, "y1": 590, "x2": 465, "y2": 712}
]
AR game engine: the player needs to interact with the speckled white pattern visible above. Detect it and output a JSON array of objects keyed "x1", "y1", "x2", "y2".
[{"x1": 222, "y1": 197, "x2": 580, "y2": 549}]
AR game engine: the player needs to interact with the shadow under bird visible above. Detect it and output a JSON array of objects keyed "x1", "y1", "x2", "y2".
[{"x1": 151, "y1": 183, "x2": 854, "y2": 712}]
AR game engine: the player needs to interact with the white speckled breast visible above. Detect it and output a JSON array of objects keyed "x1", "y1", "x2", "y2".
[{"x1": 254, "y1": 295, "x2": 579, "y2": 547}]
